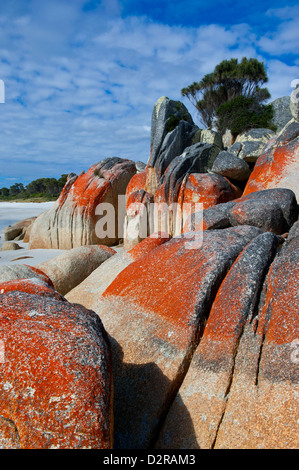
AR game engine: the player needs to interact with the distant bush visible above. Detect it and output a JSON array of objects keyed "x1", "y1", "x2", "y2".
[{"x1": 0, "y1": 174, "x2": 68, "y2": 201}]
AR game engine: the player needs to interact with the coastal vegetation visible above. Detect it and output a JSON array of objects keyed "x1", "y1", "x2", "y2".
[
  {"x1": 0, "y1": 175, "x2": 68, "y2": 202},
  {"x1": 181, "y1": 57, "x2": 276, "y2": 136}
]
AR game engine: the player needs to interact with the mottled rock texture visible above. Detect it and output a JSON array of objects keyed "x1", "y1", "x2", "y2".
[
  {"x1": 29, "y1": 157, "x2": 136, "y2": 249},
  {"x1": 184, "y1": 188, "x2": 298, "y2": 235},
  {"x1": 235, "y1": 128, "x2": 276, "y2": 162},
  {"x1": 156, "y1": 223, "x2": 299, "y2": 449},
  {"x1": 213, "y1": 221, "x2": 299, "y2": 449},
  {"x1": 93, "y1": 226, "x2": 262, "y2": 449},
  {"x1": 290, "y1": 84, "x2": 299, "y2": 121},
  {"x1": 243, "y1": 120, "x2": 299, "y2": 200},
  {"x1": 36, "y1": 245, "x2": 116, "y2": 296},
  {"x1": 211, "y1": 150, "x2": 251, "y2": 182},
  {"x1": 156, "y1": 232, "x2": 280, "y2": 449},
  {"x1": 270, "y1": 96, "x2": 292, "y2": 133},
  {"x1": 3, "y1": 217, "x2": 36, "y2": 241},
  {"x1": 200, "y1": 129, "x2": 223, "y2": 149},
  {"x1": 124, "y1": 97, "x2": 242, "y2": 247},
  {"x1": 65, "y1": 233, "x2": 171, "y2": 310},
  {"x1": 0, "y1": 264, "x2": 53, "y2": 287},
  {"x1": 0, "y1": 280, "x2": 113, "y2": 449}
]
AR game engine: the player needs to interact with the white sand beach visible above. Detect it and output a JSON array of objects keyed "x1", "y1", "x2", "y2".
[
  {"x1": 0, "y1": 201, "x2": 67, "y2": 266},
  {"x1": 0, "y1": 201, "x2": 55, "y2": 234}
]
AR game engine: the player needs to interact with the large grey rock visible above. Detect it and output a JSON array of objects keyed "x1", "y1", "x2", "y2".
[
  {"x1": 159, "y1": 142, "x2": 221, "y2": 204},
  {"x1": 198, "y1": 188, "x2": 298, "y2": 234},
  {"x1": 154, "y1": 120, "x2": 198, "y2": 178},
  {"x1": 227, "y1": 142, "x2": 242, "y2": 156},
  {"x1": 235, "y1": 128, "x2": 276, "y2": 162},
  {"x1": 200, "y1": 129, "x2": 223, "y2": 149},
  {"x1": 211, "y1": 150, "x2": 250, "y2": 182},
  {"x1": 270, "y1": 96, "x2": 293, "y2": 133},
  {"x1": 135, "y1": 161, "x2": 146, "y2": 173},
  {"x1": 149, "y1": 96, "x2": 196, "y2": 168},
  {"x1": 290, "y1": 84, "x2": 299, "y2": 121}
]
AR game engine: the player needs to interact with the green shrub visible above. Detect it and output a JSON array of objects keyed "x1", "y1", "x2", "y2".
[{"x1": 216, "y1": 95, "x2": 276, "y2": 137}]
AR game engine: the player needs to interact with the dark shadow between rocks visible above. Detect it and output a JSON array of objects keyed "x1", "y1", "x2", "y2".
[{"x1": 108, "y1": 335, "x2": 200, "y2": 450}]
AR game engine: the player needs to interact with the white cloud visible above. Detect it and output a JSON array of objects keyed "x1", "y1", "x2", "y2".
[
  {"x1": 258, "y1": 6, "x2": 299, "y2": 55},
  {"x1": 0, "y1": 1, "x2": 297, "y2": 187}
]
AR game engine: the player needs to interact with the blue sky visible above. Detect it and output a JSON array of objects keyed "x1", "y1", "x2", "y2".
[{"x1": 0, "y1": 0, "x2": 298, "y2": 188}]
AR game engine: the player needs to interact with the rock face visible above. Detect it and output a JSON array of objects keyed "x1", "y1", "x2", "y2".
[
  {"x1": 29, "y1": 157, "x2": 136, "y2": 250},
  {"x1": 3, "y1": 217, "x2": 36, "y2": 241},
  {"x1": 235, "y1": 128, "x2": 276, "y2": 162},
  {"x1": 0, "y1": 280, "x2": 113, "y2": 449},
  {"x1": 156, "y1": 224, "x2": 299, "y2": 450},
  {"x1": 200, "y1": 129, "x2": 223, "y2": 149},
  {"x1": 92, "y1": 225, "x2": 263, "y2": 449},
  {"x1": 270, "y1": 96, "x2": 292, "y2": 133},
  {"x1": 65, "y1": 233, "x2": 171, "y2": 310},
  {"x1": 36, "y1": 245, "x2": 116, "y2": 296},
  {"x1": 243, "y1": 120, "x2": 299, "y2": 200},
  {"x1": 185, "y1": 188, "x2": 298, "y2": 235},
  {"x1": 0, "y1": 264, "x2": 53, "y2": 286},
  {"x1": 213, "y1": 221, "x2": 299, "y2": 448},
  {"x1": 290, "y1": 83, "x2": 299, "y2": 121},
  {"x1": 156, "y1": 232, "x2": 280, "y2": 449},
  {"x1": 149, "y1": 96, "x2": 197, "y2": 169},
  {"x1": 123, "y1": 97, "x2": 243, "y2": 248},
  {"x1": 153, "y1": 120, "x2": 199, "y2": 178},
  {"x1": 211, "y1": 150, "x2": 251, "y2": 182}
]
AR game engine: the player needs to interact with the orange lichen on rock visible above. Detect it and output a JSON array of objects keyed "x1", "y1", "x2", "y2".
[
  {"x1": 103, "y1": 226, "x2": 261, "y2": 338},
  {"x1": 0, "y1": 278, "x2": 62, "y2": 299},
  {"x1": 128, "y1": 232, "x2": 171, "y2": 260},
  {"x1": 65, "y1": 233, "x2": 171, "y2": 311},
  {"x1": 125, "y1": 171, "x2": 147, "y2": 202},
  {"x1": 0, "y1": 283, "x2": 113, "y2": 449},
  {"x1": 25, "y1": 265, "x2": 54, "y2": 287},
  {"x1": 243, "y1": 120, "x2": 299, "y2": 199},
  {"x1": 29, "y1": 158, "x2": 136, "y2": 249},
  {"x1": 204, "y1": 223, "x2": 299, "y2": 449},
  {"x1": 257, "y1": 221, "x2": 299, "y2": 347},
  {"x1": 156, "y1": 231, "x2": 279, "y2": 449},
  {"x1": 94, "y1": 226, "x2": 262, "y2": 448},
  {"x1": 179, "y1": 173, "x2": 241, "y2": 210}
]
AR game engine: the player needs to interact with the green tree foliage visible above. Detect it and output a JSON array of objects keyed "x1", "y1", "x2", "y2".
[
  {"x1": 181, "y1": 57, "x2": 274, "y2": 133},
  {"x1": 216, "y1": 96, "x2": 275, "y2": 138},
  {"x1": 0, "y1": 187, "x2": 9, "y2": 198},
  {"x1": 0, "y1": 174, "x2": 69, "y2": 201}
]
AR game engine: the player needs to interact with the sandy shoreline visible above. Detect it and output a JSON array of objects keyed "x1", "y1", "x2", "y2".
[{"x1": 0, "y1": 201, "x2": 66, "y2": 266}]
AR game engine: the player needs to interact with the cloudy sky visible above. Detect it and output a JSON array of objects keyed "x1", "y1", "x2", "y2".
[{"x1": 0, "y1": 0, "x2": 298, "y2": 188}]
